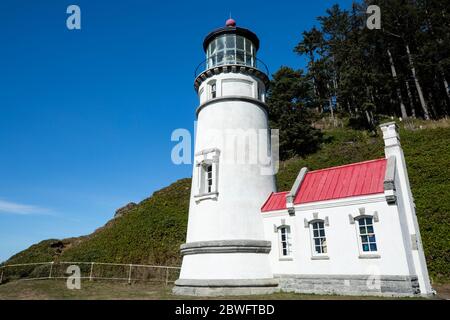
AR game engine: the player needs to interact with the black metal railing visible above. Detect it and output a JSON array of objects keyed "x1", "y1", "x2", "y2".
[{"x1": 194, "y1": 54, "x2": 270, "y2": 79}]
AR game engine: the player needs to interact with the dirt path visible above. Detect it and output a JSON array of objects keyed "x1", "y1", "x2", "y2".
[{"x1": 434, "y1": 283, "x2": 450, "y2": 300}]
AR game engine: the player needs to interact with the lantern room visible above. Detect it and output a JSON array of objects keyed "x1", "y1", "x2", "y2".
[
  {"x1": 202, "y1": 19, "x2": 260, "y2": 69},
  {"x1": 194, "y1": 19, "x2": 269, "y2": 93}
]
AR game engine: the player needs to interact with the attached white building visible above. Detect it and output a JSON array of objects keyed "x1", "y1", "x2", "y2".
[
  {"x1": 261, "y1": 124, "x2": 432, "y2": 296},
  {"x1": 173, "y1": 20, "x2": 433, "y2": 297}
]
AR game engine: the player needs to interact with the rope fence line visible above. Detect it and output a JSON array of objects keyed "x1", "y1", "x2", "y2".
[{"x1": 0, "y1": 261, "x2": 181, "y2": 286}]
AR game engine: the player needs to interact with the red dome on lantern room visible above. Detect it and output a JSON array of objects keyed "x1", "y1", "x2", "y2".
[{"x1": 226, "y1": 18, "x2": 236, "y2": 27}]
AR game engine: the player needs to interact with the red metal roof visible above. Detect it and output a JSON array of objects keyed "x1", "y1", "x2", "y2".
[
  {"x1": 261, "y1": 191, "x2": 288, "y2": 212},
  {"x1": 261, "y1": 159, "x2": 387, "y2": 212},
  {"x1": 294, "y1": 158, "x2": 387, "y2": 204}
]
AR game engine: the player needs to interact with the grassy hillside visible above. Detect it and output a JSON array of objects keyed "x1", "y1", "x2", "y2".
[
  {"x1": 3, "y1": 179, "x2": 191, "y2": 267},
  {"x1": 3, "y1": 121, "x2": 449, "y2": 282}
]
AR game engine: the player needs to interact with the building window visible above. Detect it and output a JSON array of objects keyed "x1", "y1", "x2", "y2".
[
  {"x1": 207, "y1": 81, "x2": 217, "y2": 100},
  {"x1": 278, "y1": 226, "x2": 292, "y2": 257},
  {"x1": 258, "y1": 84, "x2": 265, "y2": 102},
  {"x1": 211, "y1": 82, "x2": 217, "y2": 98},
  {"x1": 194, "y1": 148, "x2": 220, "y2": 202},
  {"x1": 357, "y1": 217, "x2": 377, "y2": 253},
  {"x1": 310, "y1": 221, "x2": 327, "y2": 255},
  {"x1": 199, "y1": 162, "x2": 214, "y2": 195},
  {"x1": 205, "y1": 163, "x2": 213, "y2": 193}
]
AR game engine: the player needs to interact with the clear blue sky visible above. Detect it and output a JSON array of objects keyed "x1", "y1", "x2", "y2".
[{"x1": 0, "y1": 0, "x2": 353, "y2": 262}]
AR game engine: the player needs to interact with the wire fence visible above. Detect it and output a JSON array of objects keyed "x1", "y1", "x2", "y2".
[{"x1": 0, "y1": 261, "x2": 181, "y2": 285}]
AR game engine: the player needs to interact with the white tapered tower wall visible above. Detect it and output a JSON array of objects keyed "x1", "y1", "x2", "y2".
[
  {"x1": 178, "y1": 73, "x2": 276, "y2": 281},
  {"x1": 186, "y1": 74, "x2": 274, "y2": 242}
]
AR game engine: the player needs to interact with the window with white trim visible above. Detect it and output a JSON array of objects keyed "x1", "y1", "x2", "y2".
[
  {"x1": 278, "y1": 226, "x2": 292, "y2": 257},
  {"x1": 210, "y1": 82, "x2": 217, "y2": 99},
  {"x1": 198, "y1": 161, "x2": 215, "y2": 195},
  {"x1": 357, "y1": 217, "x2": 377, "y2": 253},
  {"x1": 194, "y1": 149, "x2": 220, "y2": 201},
  {"x1": 310, "y1": 221, "x2": 327, "y2": 255}
]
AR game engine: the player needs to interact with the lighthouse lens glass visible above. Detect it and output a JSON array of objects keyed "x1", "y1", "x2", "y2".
[
  {"x1": 225, "y1": 50, "x2": 235, "y2": 63},
  {"x1": 206, "y1": 34, "x2": 256, "y2": 69},
  {"x1": 225, "y1": 35, "x2": 235, "y2": 48},
  {"x1": 217, "y1": 37, "x2": 225, "y2": 50},
  {"x1": 236, "y1": 51, "x2": 245, "y2": 64},
  {"x1": 209, "y1": 41, "x2": 216, "y2": 56},
  {"x1": 216, "y1": 52, "x2": 224, "y2": 66},
  {"x1": 237, "y1": 36, "x2": 245, "y2": 50}
]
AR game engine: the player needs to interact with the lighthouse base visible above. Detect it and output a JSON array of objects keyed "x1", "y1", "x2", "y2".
[
  {"x1": 174, "y1": 240, "x2": 276, "y2": 296},
  {"x1": 172, "y1": 278, "x2": 279, "y2": 297}
]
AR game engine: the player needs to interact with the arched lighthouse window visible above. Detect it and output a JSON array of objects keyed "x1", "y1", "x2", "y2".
[
  {"x1": 194, "y1": 148, "x2": 220, "y2": 202},
  {"x1": 207, "y1": 81, "x2": 217, "y2": 99},
  {"x1": 211, "y1": 82, "x2": 217, "y2": 99}
]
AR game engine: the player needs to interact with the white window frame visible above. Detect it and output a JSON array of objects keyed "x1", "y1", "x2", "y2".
[
  {"x1": 211, "y1": 82, "x2": 217, "y2": 99},
  {"x1": 278, "y1": 225, "x2": 292, "y2": 259},
  {"x1": 194, "y1": 148, "x2": 220, "y2": 202},
  {"x1": 309, "y1": 220, "x2": 328, "y2": 257},
  {"x1": 208, "y1": 80, "x2": 217, "y2": 100},
  {"x1": 355, "y1": 216, "x2": 379, "y2": 257}
]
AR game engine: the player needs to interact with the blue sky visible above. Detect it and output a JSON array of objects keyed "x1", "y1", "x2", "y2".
[{"x1": 0, "y1": 0, "x2": 353, "y2": 262}]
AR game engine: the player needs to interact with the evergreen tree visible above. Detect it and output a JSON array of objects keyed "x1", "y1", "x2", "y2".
[
  {"x1": 266, "y1": 67, "x2": 323, "y2": 160},
  {"x1": 290, "y1": 0, "x2": 450, "y2": 124}
]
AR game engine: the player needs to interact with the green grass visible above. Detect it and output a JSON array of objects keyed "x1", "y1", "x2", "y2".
[
  {"x1": 3, "y1": 121, "x2": 450, "y2": 283},
  {"x1": 0, "y1": 280, "x2": 432, "y2": 300}
]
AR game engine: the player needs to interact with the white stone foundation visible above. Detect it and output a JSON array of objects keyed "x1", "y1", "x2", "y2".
[{"x1": 276, "y1": 274, "x2": 421, "y2": 297}]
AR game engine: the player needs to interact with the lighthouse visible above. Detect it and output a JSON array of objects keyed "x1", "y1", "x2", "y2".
[{"x1": 173, "y1": 19, "x2": 278, "y2": 296}]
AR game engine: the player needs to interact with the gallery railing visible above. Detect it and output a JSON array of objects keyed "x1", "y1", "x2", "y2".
[{"x1": 194, "y1": 54, "x2": 270, "y2": 79}]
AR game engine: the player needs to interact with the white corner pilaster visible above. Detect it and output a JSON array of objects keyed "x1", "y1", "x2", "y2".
[
  {"x1": 286, "y1": 167, "x2": 308, "y2": 215},
  {"x1": 380, "y1": 122, "x2": 432, "y2": 295}
]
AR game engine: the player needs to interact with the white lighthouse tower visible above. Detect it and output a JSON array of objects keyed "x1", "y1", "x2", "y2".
[{"x1": 173, "y1": 19, "x2": 278, "y2": 296}]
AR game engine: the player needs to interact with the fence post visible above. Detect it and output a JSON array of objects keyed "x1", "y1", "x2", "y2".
[
  {"x1": 89, "y1": 262, "x2": 94, "y2": 281},
  {"x1": 165, "y1": 267, "x2": 169, "y2": 286},
  {"x1": 0, "y1": 268, "x2": 3, "y2": 284},
  {"x1": 48, "y1": 262, "x2": 54, "y2": 279},
  {"x1": 128, "y1": 264, "x2": 132, "y2": 285}
]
